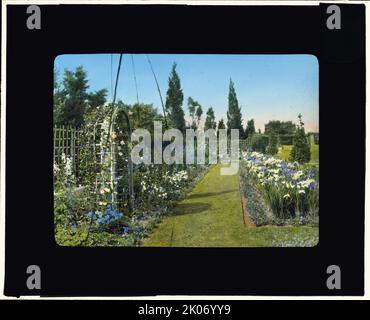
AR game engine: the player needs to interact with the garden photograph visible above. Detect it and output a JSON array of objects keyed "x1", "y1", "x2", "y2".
[{"x1": 53, "y1": 54, "x2": 319, "y2": 247}]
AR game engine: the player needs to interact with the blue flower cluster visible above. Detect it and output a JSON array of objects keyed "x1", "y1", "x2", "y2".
[
  {"x1": 282, "y1": 168, "x2": 295, "y2": 175},
  {"x1": 86, "y1": 205, "x2": 123, "y2": 225},
  {"x1": 309, "y1": 181, "x2": 318, "y2": 190},
  {"x1": 305, "y1": 167, "x2": 319, "y2": 178}
]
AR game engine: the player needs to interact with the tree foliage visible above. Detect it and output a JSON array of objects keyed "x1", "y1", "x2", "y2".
[
  {"x1": 117, "y1": 101, "x2": 163, "y2": 133},
  {"x1": 226, "y1": 79, "x2": 244, "y2": 138},
  {"x1": 187, "y1": 97, "x2": 197, "y2": 129},
  {"x1": 217, "y1": 118, "x2": 226, "y2": 130},
  {"x1": 247, "y1": 134, "x2": 269, "y2": 153},
  {"x1": 195, "y1": 105, "x2": 203, "y2": 128},
  {"x1": 53, "y1": 68, "x2": 65, "y2": 125},
  {"x1": 54, "y1": 66, "x2": 109, "y2": 128},
  {"x1": 205, "y1": 107, "x2": 216, "y2": 130},
  {"x1": 290, "y1": 114, "x2": 310, "y2": 164},
  {"x1": 60, "y1": 66, "x2": 89, "y2": 127},
  {"x1": 266, "y1": 133, "x2": 278, "y2": 155},
  {"x1": 264, "y1": 120, "x2": 296, "y2": 136},
  {"x1": 245, "y1": 119, "x2": 256, "y2": 138},
  {"x1": 165, "y1": 63, "x2": 185, "y2": 131},
  {"x1": 87, "y1": 89, "x2": 108, "y2": 110}
]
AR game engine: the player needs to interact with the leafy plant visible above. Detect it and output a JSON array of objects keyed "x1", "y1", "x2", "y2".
[
  {"x1": 266, "y1": 133, "x2": 278, "y2": 155},
  {"x1": 241, "y1": 151, "x2": 319, "y2": 222},
  {"x1": 246, "y1": 134, "x2": 269, "y2": 153},
  {"x1": 290, "y1": 114, "x2": 311, "y2": 164}
]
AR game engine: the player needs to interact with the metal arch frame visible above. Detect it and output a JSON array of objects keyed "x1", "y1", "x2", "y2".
[
  {"x1": 110, "y1": 54, "x2": 135, "y2": 212},
  {"x1": 108, "y1": 104, "x2": 135, "y2": 212}
]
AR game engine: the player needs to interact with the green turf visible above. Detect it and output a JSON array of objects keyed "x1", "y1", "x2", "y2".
[
  {"x1": 278, "y1": 144, "x2": 319, "y2": 163},
  {"x1": 142, "y1": 164, "x2": 318, "y2": 247}
]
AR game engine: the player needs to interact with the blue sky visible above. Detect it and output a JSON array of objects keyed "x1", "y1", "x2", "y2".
[{"x1": 54, "y1": 54, "x2": 319, "y2": 132}]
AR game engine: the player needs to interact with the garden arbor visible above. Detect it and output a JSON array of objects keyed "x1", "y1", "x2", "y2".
[
  {"x1": 79, "y1": 53, "x2": 168, "y2": 214},
  {"x1": 79, "y1": 103, "x2": 134, "y2": 213},
  {"x1": 110, "y1": 104, "x2": 135, "y2": 211}
]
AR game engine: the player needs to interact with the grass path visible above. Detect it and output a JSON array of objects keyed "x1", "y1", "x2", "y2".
[{"x1": 142, "y1": 164, "x2": 318, "y2": 247}]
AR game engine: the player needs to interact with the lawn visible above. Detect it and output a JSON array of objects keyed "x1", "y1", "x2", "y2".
[
  {"x1": 142, "y1": 164, "x2": 318, "y2": 247},
  {"x1": 278, "y1": 144, "x2": 319, "y2": 163}
]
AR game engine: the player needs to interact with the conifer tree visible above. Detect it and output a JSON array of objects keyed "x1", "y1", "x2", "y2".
[
  {"x1": 59, "y1": 66, "x2": 89, "y2": 127},
  {"x1": 165, "y1": 63, "x2": 185, "y2": 131},
  {"x1": 226, "y1": 79, "x2": 244, "y2": 138},
  {"x1": 290, "y1": 114, "x2": 311, "y2": 164},
  {"x1": 218, "y1": 118, "x2": 226, "y2": 130},
  {"x1": 205, "y1": 107, "x2": 217, "y2": 130}
]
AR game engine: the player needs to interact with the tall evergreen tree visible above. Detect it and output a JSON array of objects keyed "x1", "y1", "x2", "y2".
[
  {"x1": 165, "y1": 63, "x2": 185, "y2": 131},
  {"x1": 217, "y1": 118, "x2": 226, "y2": 139},
  {"x1": 53, "y1": 68, "x2": 65, "y2": 125},
  {"x1": 205, "y1": 107, "x2": 216, "y2": 130},
  {"x1": 217, "y1": 118, "x2": 226, "y2": 130},
  {"x1": 290, "y1": 114, "x2": 311, "y2": 164},
  {"x1": 187, "y1": 97, "x2": 197, "y2": 129},
  {"x1": 226, "y1": 79, "x2": 244, "y2": 138},
  {"x1": 195, "y1": 105, "x2": 203, "y2": 128},
  {"x1": 60, "y1": 66, "x2": 89, "y2": 127},
  {"x1": 187, "y1": 97, "x2": 202, "y2": 129}
]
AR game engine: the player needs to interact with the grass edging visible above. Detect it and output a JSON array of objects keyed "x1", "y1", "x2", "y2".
[{"x1": 238, "y1": 174, "x2": 256, "y2": 228}]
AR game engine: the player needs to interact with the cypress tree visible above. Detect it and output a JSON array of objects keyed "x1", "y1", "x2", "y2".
[
  {"x1": 217, "y1": 118, "x2": 226, "y2": 130},
  {"x1": 226, "y1": 79, "x2": 244, "y2": 138},
  {"x1": 205, "y1": 107, "x2": 217, "y2": 130},
  {"x1": 290, "y1": 114, "x2": 311, "y2": 164},
  {"x1": 165, "y1": 63, "x2": 185, "y2": 131}
]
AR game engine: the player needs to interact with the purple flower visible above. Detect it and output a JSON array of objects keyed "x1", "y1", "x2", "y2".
[
  {"x1": 309, "y1": 182, "x2": 318, "y2": 190},
  {"x1": 282, "y1": 168, "x2": 294, "y2": 175},
  {"x1": 281, "y1": 161, "x2": 288, "y2": 167}
]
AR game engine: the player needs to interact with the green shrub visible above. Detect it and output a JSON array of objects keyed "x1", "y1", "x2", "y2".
[
  {"x1": 247, "y1": 134, "x2": 269, "y2": 153},
  {"x1": 266, "y1": 133, "x2": 278, "y2": 155},
  {"x1": 55, "y1": 227, "x2": 134, "y2": 247},
  {"x1": 278, "y1": 134, "x2": 294, "y2": 145},
  {"x1": 54, "y1": 185, "x2": 94, "y2": 228},
  {"x1": 290, "y1": 114, "x2": 311, "y2": 164}
]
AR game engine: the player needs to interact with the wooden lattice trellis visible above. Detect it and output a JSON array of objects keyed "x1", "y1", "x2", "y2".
[
  {"x1": 53, "y1": 125, "x2": 82, "y2": 177},
  {"x1": 54, "y1": 104, "x2": 134, "y2": 212}
]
